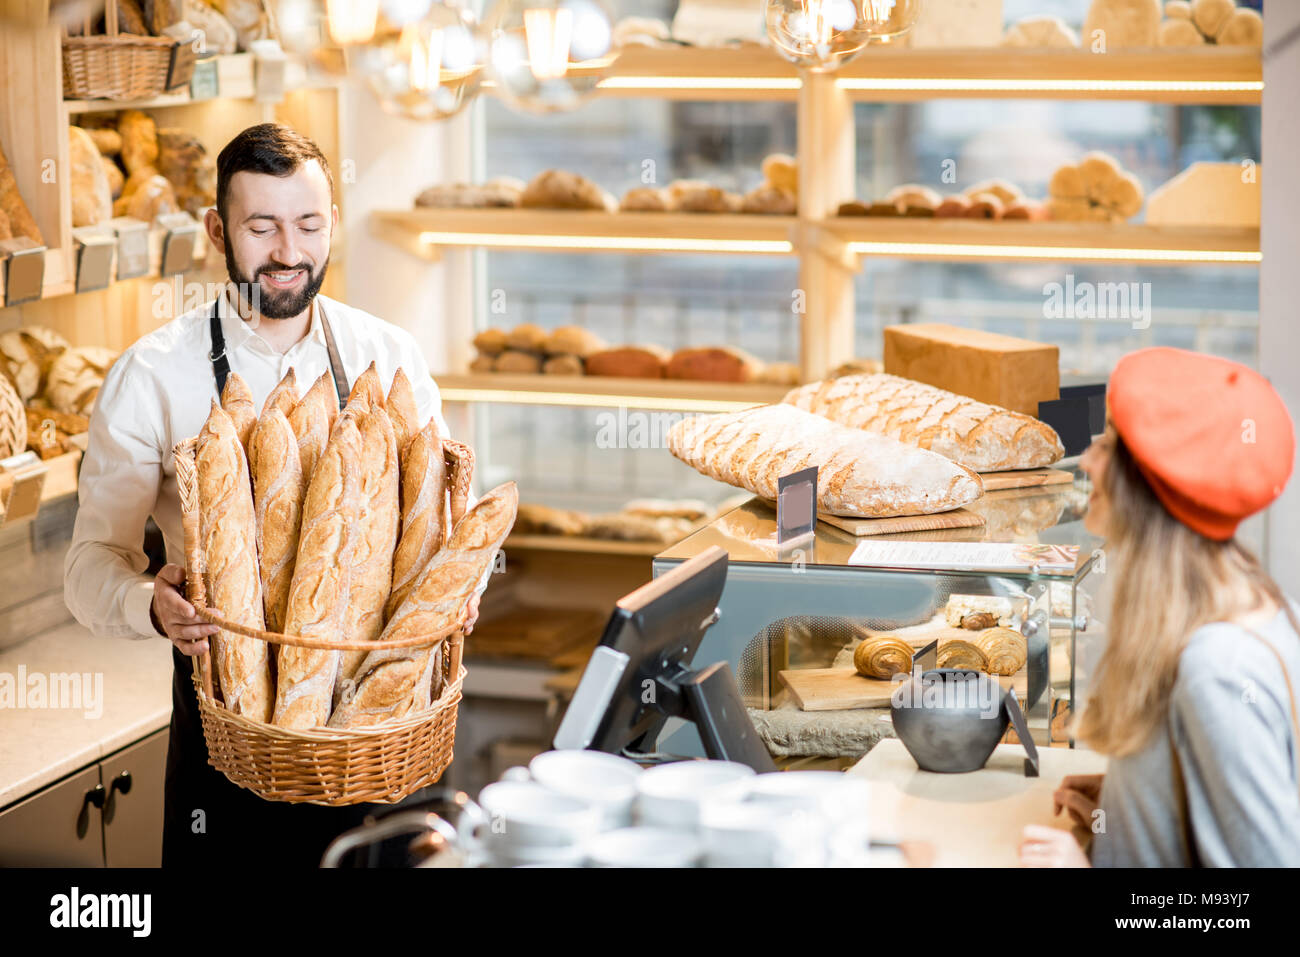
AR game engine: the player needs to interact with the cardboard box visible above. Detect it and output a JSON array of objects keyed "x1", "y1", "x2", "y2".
[{"x1": 883, "y1": 323, "x2": 1059, "y2": 416}]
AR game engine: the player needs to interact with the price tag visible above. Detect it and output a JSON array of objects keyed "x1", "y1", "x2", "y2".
[
  {"x1": 74, "y1": 228, "x2": 116, "y2": 293},
  {"x1": 1004, "y1": 689, "x2": 1040, "y2": 777},
  {"x1": 776, "y1": 466, "x2": 816, "y2": 544},
  {"x1": 158, "y1": 213, "x2": 198, "y2": 276},
  {"x1": 912, "y1": 638, "x2": 938, "y2": 674},
  {"x1": 0, "y1": 237, "x2": 46, "y2": 306},
  {"x1": 110, "y1": 218, "x2": 150, "y2": 279}
]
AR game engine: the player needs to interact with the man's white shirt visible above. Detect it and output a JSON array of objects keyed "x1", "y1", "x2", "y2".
[{"x1": 64, "y1": 290, "x2": 454, "y2": 641}]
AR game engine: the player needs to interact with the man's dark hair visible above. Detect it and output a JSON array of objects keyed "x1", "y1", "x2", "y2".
[{"x1": 216, "y1": 123, "x2": 334, "y2": 225}]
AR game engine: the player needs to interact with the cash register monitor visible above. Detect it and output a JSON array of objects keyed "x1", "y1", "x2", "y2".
[{"x1": 552, "y1": 546, "x2": 775, "y2": 771}]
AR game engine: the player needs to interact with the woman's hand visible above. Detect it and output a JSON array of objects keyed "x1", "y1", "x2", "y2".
[
  {"x1": 151, "y1": 563, "x2": 219, "y2": 656},
  {"x1": 1020, "y1": 825, "x2": 1091, "y2": 867},
  {"x1": 1054, "y1": 773, "x2": 1104, "y2": 829}
]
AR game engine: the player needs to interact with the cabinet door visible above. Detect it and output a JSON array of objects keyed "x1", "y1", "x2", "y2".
[
  {"x1": 102, "y1": 729, "x2": 168, "y2": 868},
  {"x1": 0, "y1": 766, "x2": 105, "y2": 866}
]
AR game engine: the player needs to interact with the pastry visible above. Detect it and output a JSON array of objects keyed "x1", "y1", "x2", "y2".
[
  {"x1": 666, "y1": 346, "x2": 762, "y2": 383},
  {"x1": 783, "y1": 373, "x2": 1064, "y2": 472},
  {"x1": 620, "y1": 187, "x2": 673, "y2": 212},
  {"x1": 505, "y1": 323, "x2": 547, "y2": 353},
  {"x1": 885, "y1": 184, "x2": 942, "y2": 212},
  {"x1": 964, "y1": 179, "x2": 1021, "y2": 206},
  {"x1": 330, "y1": 482, "x2": 519, "y2": 728},
  {"x1": 495, "y1": 350, "x2": 543, "y2": 373},
  {"x1": 274, "y1": 415, "x2": 365, "y2": 729},
  {"x1": 937, "y1": 639, "x2": 989, "y2": 671},
  {"x1": 69, "y1": 125, "x2": 112, "y2": 227},
  {"x1": 585, "y1": 345, "x2": 670, "y2": 378},
  {"x1": 384, "y1": 367, "x2": 420, "y2": 461},
  {"x1": 248, "y1": 407, "x2": 305, "y2": 635},
  {"x1": 0, "y1": 326, "x2": 69, "y2": 403},
  {"x1": 667, "y1": 403, "x2": 983, "y2": 518},
  {"x1": 514, "y1": 502, "x2": 588, "y2": 536},
  {"x1": 520, "y1": 169, "x2": 615, "y2": 211},
  {"x1": 944, "y1": 595, "x2": 1016, "y2": 629},
  {"x1": 973, "y1": 627, "x2": 1027, "y2": 676},
  {"x1": 964, "y1": 191, "x2": 1004, "y2": 219},
  {"x1": 853, "y1": 634, "x2": 914, "y2": 679},
  {"x1": 386, "y1": 420, "x2": 449, "y2": 620},
  {"x1": 472, "y1": 328, "x2": 508, "y2": 356},
  {"x1": 44, "y1": 346, "x2": 117, "y2": 416},
  {"x1": 196, "y1": 402, "x2": 272, "y2": 721},
  {"x1": 219, "y1": 371, "x2": 256, "y2": 450},
  {"x1": 542, "y1": 354, "x2": 584, "y2": 376},
  {"x1": 865, "y1": 201, "x2": 903, "y2": 217}
]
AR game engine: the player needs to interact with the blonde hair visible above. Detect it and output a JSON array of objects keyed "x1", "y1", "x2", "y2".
[{"x1": 1075, "y1": 435, "x2": 1299, "y2": 756}]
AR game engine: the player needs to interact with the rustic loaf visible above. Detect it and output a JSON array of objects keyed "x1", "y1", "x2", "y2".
[
  {"x1": 586, "y1": 345, "x2": 670, "y2": 378},
  {"x1": 666, "y1": 346, "x2": 762, "y2": 383},
  {"x1": 329, "y1": 482, "x2": 518, "y2": 728},
  {"x1": 156, "y1": 128, "x2": 216, "y2": 216},
  {"x1": 44, "y1": 346, "x2": 117, "y2": 416},
  {"x1": 196, "y1": 402, "x2": 273, "y2": 720},
  {"x1": 667, "y1": 404, "x2": 982, "y2": 518},
  {"x1": 116, "y1": 111, "x2": 158, "y2": 175},
  {"x1": 783, "y1": 373, "x2": 1064, "y2": 472},
  {"x1": 69, "y1": 126, "x2": 113, "y2": 227},
  {"x1": 0, "y1": 326, "x2": 69, "y2": 402},
  {"x1": 520, "y1": 170, "x2": 615, "y2": 211}
]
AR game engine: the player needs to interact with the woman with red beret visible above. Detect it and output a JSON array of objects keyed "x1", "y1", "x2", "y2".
[{"x1": 1020, "y1": 347, "x2": 1299, "y2": 867}]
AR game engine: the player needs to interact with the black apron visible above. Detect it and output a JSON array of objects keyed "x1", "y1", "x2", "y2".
[{"x1": 161, "y1": 296, "x2": 372, "y2": 868}]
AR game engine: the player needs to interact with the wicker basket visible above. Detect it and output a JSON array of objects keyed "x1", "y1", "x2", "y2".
[
  {"x1": 62, "y1": 0, "x2": 179, "y2": 101},
  {"x1": 172, "y1": 435, "x2": 466, "y2": 806}
]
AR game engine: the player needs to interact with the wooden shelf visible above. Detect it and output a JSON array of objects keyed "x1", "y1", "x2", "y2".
[
  {"x1": 370, "y1": 208, "x2": 797, "y2": 259},
  {"x1": 827, "y1": 218, "x2": 1261, "y2": 266},
  {"x1": 435, "y1": 372, "x2": 790, "y2": 411},
  {"x1": 505, "y1": 533, "x2": 666, "y2": 557}
]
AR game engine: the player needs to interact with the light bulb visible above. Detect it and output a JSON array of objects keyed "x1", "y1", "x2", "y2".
[
  {"x1": 485, "y1": 0, "x2": 616, "y2": 114},
  {"x1": 765, "y1": 0, "x2": 918, "y2": 70},
  {"x1": 859, "y1": 0, "x2": 920, "y2": 38},
  {"x1": 326, "y1": 0, "x2": 380, "y2": 43},
  {"x1": 366, "y1": 1, "x2": 486, "y2": 120}
]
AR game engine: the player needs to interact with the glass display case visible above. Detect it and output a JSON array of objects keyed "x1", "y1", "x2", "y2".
[{"x1": 650, "y1": 475, "x2": 1103, "y2": 762}]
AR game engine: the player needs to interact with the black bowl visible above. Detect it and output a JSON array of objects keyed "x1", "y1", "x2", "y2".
[{"x1": 890, "y1": 669, "x2": 1010, "y2": 773}]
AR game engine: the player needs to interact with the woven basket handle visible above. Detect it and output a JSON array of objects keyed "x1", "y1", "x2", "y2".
[{"x1": 105, "y1": 0, "x2": 118, "y2": 38}]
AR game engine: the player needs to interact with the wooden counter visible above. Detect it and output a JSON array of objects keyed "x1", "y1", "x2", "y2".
[{"x1": 848, "y1": 739, "x2": 1107, "y2": 867}]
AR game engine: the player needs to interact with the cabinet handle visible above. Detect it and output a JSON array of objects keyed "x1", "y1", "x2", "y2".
[
  {"x1": 109, "y1": 771, "x2": 132, "y2": 796},
  {"x1": 77, "y1": 784, "x2": 105, "y2": 839},
  {"x1": 103, "y1": 771, "x2": 133, "y2": 824}
]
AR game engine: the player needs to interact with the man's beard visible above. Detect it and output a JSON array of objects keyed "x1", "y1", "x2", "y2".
[{"x1": 226, "y1": 247, "x2": 329, "y2": 321}]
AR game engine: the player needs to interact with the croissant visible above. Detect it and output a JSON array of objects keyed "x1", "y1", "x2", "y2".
[
  {"x1": 853, "y1": 635, "x2": 914, "y2": 679},
  {"x1": 937, "y1": 639, "x2": 989, "y2": 671},
  {"x1": 973, "y1": 627, "x2": 1027, "y2": 676}
]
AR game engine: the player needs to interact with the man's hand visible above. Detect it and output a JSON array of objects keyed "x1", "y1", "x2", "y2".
[
  {"x1": 464, "y1": 593, "x2": 481, "y2": 636},
  {"x1": 1020, "y1": 825, "x2": 1091, "y2": 868},
  {"x1": 152, "y1": 564, "x2": 218, "y2": 656}
]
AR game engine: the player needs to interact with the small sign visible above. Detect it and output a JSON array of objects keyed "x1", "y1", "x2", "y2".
[
  {"x1": 158, "y1": 213, "x2": 199, "y2": 276},
  {"x1": 110, "y1": 218, "x2": 150, "y2": 279},
  {"x1": 1004, "y1": 689, "x2": 1040, "y2": 777},
  {"x1": 189, "y1": 57, "x2": 219, "y2": 100},
  {"x1": 74, "y1": 229, "x2": 116, "y2": 293},
  {"x1": 0, "y1": 454, "x2": 46, "y2": 528},
  {"x1": 912, "y1": 639, "x2": 938, "y2": 674},
  {"x1": 776, "y1": 465, "x2": 816, "y2": 544},
  {"x1": 0, "y1": 237, "x2": 46, "y2": 306}
]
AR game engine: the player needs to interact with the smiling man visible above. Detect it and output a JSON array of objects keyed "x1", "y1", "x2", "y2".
[{"x1": 63, "y1": 124, "x2": 475, "y2": 867}]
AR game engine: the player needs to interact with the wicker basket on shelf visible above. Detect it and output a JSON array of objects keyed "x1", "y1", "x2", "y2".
[
  {"x1": 172, "y1": 436, "x2": 466, "y2": 807},
  {"x1": 0, "y1": 376, "x2": 26, "y2": 460},
  {"x1": 62, "y1": 0, "x2": 179, "y2": 101}
]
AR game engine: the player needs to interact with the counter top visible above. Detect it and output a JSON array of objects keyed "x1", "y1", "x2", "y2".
[
  {"x1": 849, "y1": 738, "x2": 1107, "y2": 867},
  {"x1": 0, "y1": 622, "x2": 174, "y2": 809}
]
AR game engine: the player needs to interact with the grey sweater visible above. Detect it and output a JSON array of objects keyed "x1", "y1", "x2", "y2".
[{"x1": 1090, "y1": 601, "x2": 1300, "y2": 867}]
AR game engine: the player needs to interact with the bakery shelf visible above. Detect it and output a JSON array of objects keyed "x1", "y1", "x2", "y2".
[
  {"x1": 371, "y1": 208, "x2": 797, "y2": 259},
  {"x1": 505, "y1": 533, "x2": 667, "y2": 557},
  {"x1": 826, "y1": 218, "x2": 1261, "y2": 267},
  {"x1": 62, "y1": 54, "x2": 258, "y2": 114},
  {"x1": 435, "y1": 372, "x2": 789, "y2": 412}
]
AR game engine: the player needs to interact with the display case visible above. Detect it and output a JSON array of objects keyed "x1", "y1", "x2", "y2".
[{"x1": 651, "y1": 475, "x2": 1103, "y2": 761}]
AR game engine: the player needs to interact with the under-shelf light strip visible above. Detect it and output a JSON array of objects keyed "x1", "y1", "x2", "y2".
[
  {"x1": 438, "y1": 387, "x2": 757, "y2": 413},
  {"x1": 836, "y1": 78, "x2": 1262, "y2": 94},
  {"x1": 848, "y1": 241, "x2": 1261, "y2": 264},
  {"x1": 418, "y1": 231, "x2": 792, "y2": 254}
]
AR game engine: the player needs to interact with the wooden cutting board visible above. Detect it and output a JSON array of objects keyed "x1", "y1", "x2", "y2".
[
  {"x1": 759, "y1": 498, "x2": 985, "y2": 537},
  {"x1": 978, "y1": 468, "x2": 1073, "y2": 491},
  {"x1": 780, "y1": 666, "x2": 1030, "y2": 712}
]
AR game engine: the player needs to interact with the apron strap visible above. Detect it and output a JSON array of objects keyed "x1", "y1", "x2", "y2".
[
  {"x1": 318, "y1": 299, "x2": 351, "y2": 408},
  {"x1": 208, "y1": 295, "x2": 351, "y2": 403}
]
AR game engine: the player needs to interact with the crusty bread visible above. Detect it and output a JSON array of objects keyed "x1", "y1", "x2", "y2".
[
  {"x1": 220, "y1": 371, "x2": 256, "y2": 451},
  {"x1": 196, "y1": 402, "x2": 272, "y2": 721},
  {"x1": 329, "y1": 482, "x2": 519, "y2": 728},
  {"x1": 288, "y1": 372, "x2": 332, "y2": 484},
  {"x1": 386, "y1": 420, "x2": 448, "y2": 621},
  {"x1": 543, "y1": 325, "x2": 605, "y2": 358},
  {"x1": 248, "y1": 406, "x2": 305, "y2": 635},
  {"x1": 346, "y1": 360, "x2": 385, "y2": 414},
  {"x1": 262, "y1": 368, "x2": 299, "y2": 419},
  {"x1": 385, "y1": 366, "x2": 420, "y2": 461},
  {"x1": 666, "y1": 346, "x2": 762, "y2": 383},
  {"x1": 586, "y1": 345, "x2": 670, "y2": 378},
  {"x1": 274, "y1": 415, "x2": 365, "y2": 729},
  {"x1": 334, "y1": 409, "x2": 400, "y2": 706},
  {"x1": 783, "y1": 373, "x2": 1064, "y2": 472},
  {"x1": 443, "y1": 438, "x2": 475, "y2": 529},
  {"x1": 667, "y1": 404, "x2": 982, "y2": 518}
]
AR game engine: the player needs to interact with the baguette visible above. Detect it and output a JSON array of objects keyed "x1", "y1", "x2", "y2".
[
  {"x1": 443, "y1": 438, "x2": 475, "y2": 529},
  {"x1": 334, "y1": 409, "x2": 401, "y2": 705},
  {"x1": 262, "y1": 368, "x2": 298, "y2": 419},
  {"x1": 248, "y1": 407, "x2": 305, "y2": 635},
  {"x1": 220, "y1": 371, "x2": 257, "y2": 451},
  {"x1": 273, "y1": 416, "x2": 365, "y2": 729},
  {"x1": 288, "y1": 372, "x2": 332, "y2": 483},
  {"x1": 783, "y1": 373, "x2": 1064, "y2": 472},
  {"x1": 667, "y1": 404, "x2": 982, "y2": 518},
  {"x1": 385, "y1": 367, "x2": 420, "y2": 461},
  {"x1": 386, "y1": 420, "x2": 448, "y2": 621},
  {"x1": 196, "y1": 402, "x2": 272, "y2": 721},
  {"x1": 329, "y1": 482, "x2": 519, "y2": 728},
  {"x1": 346, "y1": 360, "x2": 385, "y2": 414}
]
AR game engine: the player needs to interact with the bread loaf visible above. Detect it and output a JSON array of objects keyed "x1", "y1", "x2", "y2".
[
  {"x1": 157, "y1": 128, "x2": 217, "y2": 216},
  {"x1": 784, "y1": 373, "x2": 1064, "y2": 472},
  {"x1": 384, "y1": 367, "x2": 420, "y2": 461},
  {"x1": 219, "y1": 371, "x2": 256, "y2": 450},
  {"x1": 505, "y1": 323, "x2": 547, "y2": 353},
  {"x1": 520, "y1": 170, "x2": 615, "y2": 211},
  {"x1": 196, "y1": 402, "x2": 273, "y2": 721},
  {"x1": 1083, "y1": 0, "x2": 1161, "y2": 49},
  {"x1": 334, "y1": 409, "x2": 400, "y2": 704},
  {"x1": 666, "y1": 346, "x2": 762, "y2": 383},
  {"x1": 260, "y1": 368, "x2": 297, "y2": 420},
  {"x1": 1216, "y1": 7, "x2": 1262, "y2": 46},
  {"x1": 415, "y1": 178, "x2": 524, "y2": 208},
  {"x1": 0, "y1": 209, "x2": 11, "y2": 241},
  {"x1": 542, "y1": 354, "x2": 584, "y2": 375},
  {"x1": 586, "y1": 345, "x2": 670, "y2": 378},
  {"x1": 443, "y1": 438, "x2": 475, "y2": 529},
  {"x1": 620, "y1": 187, "x2": 673, "y2": 212},
  {"x1": 87, "y1": 129, "x2": 122, "y2": 157},
  {"x1": 329, "y1": 482, "x2": 518, "y2": 728},
  {"x1": 45, "y1": 346, "x2": 117, "y2": 416},
  {"x1": 472, "y1": 329, "x2": 508, "y2": 356},
  {"x1": 514, "y1": 502, "x2": 587, "y2": 536},
  {"x1": 740, "y1": 185, "x2": 796, "y2": 215},
  {"x1": 274, "y1": 415, "x2": 365, "y2": 729},
  {"x1": 346, "y1": 361, "x2": 385, "y2": 414},
  {"x1": 249, "y1": 407, "x2": 305, "y2": 634},
  {"x1": 116, "y1": 111, "x2": 158, "y2": 176},
  {"x1": 0, "y1": 139, "x2": 43, "y2": 244},
  {"x1": 288, "y1": 372, "x2": 334, "y2": 481},
  {"x1": 210, "y1": 0, "x2": 269, "y2": 49},
  {"x1": 543, "y1": 325, "x2": 605, "y2": 358},
  {"x1": 101, "y1": 156, "x2": 125, "y2": 200},
  {"x1": 180, "y1": 0, "x2": 238, "y2": 54},
  {"x1": 386, "y1": 420, "x2": 448, "y2": 620},
  {"x1": 667, "y1": 404, "x2": 982, "y2": 518},
  {"x1": 122, "y1": 174, "x2": 180, "y2": 223},
  {"x1": 69, "y1": 126, "x2": 113, "y2": 227},
  {"x1": 0, "y1": 326, "x2": 69, "y2": 402},
  {"x1": 495, "y1": 350, "x2": 543, "y2": 373}
]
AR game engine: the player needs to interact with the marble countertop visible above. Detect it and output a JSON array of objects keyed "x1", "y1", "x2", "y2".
[{"x1": 0, "y1": 622, "x2": 174, "y2": 809}]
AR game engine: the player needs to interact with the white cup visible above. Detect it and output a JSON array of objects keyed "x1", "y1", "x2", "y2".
[
  {"x1": 584, "y1": 827, "x2": 703, "y2": 868},
  {"x1": 746, "y1": 771, "x2": 870, "y2": 827},
  {"x1": 528, "y1": 750, "x2": 643, "y2": 830},
  {"x1": 635, "y1": 760, "x2": 755, "y2": 832},
  {"x1": 477, "y1": 781, "x2": 601, "y2": 862},
  {"x1": 699, "y1": 797, "x2": 827, "y2": 868}
]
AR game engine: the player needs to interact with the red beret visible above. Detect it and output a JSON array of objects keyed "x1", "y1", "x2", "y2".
[{"x1": 1109, "y1": 347, "x2": 1295, "y2": 541}]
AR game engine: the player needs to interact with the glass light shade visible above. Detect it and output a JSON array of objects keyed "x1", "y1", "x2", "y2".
[
  {"x1": 365, "y1": 3, "x2": 487, "y2": 120},
  {"x1": 765, "y1": 0, "x2": 919, "y2": 71},
  {"x1": 485, "y1": 0, "x2": 617, "y2": 114},
  {"x1": 272, "y1": 0, "x2": 329, "y2": 54},
  {"x1": 326, "y1": 0, "x2": 381, "y2": 43}
]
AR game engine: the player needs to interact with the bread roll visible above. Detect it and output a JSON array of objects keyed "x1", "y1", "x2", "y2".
[
  {"x1": 973, "y1": 627, "x2": 1027, "y2": 676},
  {"x1": 542, "y1": 354, "x2": 584, "y2": 375},
  {"x1": 1216, "y1": 8, "x2": 1262, "y2": 46},
  {"x1": 219, "y1": 371, "x2": 256, "y2": 450},
  {"x1": 1191, "y1": 0, "x2": 1234, "y2": 38},
  {"x1": 385, "y1": 367, "x2": 420, "y2": 461},
  {"x1": 783, "y1": 372, "x2": 1064, "y2": 472},
  {"x1": 964, "y1": 191, "x2": 1004, "y2": 219},
  {"x1": 274, "y1": 415, "x2": 365, "y2": 729},
  {"x1": 1002, "y1": 200, "x2": 1046, "y2": 221},
  {"x1": 69, "y1": 125, "x2": 112, "y2": 227},
  {"x1": 116, "y1": 110, "x2": 158, "y2": 176},
  {"x1": 249, "y1": 407, "x2": 305, "y2": 634},
  {"x1": 667, "y1": 404, "x2": 983, "y2": 518},
  {"x1": 1048, "y1": 164, "x2": 1086, "y2": 200},
  {"x1": 543, "y1": 325, "x2": 605, "y2": 358},
  {"x1": 837, "y1": 200, "x2": 871, "y2": 217},
  {"x1": 472, "y1": 328, "x2": 508, "y2": 356},
  {"x1": 1003, "y1": 15, "x2": 1079, "y2": 46},
  {"x1": 741, "y1": 184, "x2": 796, "y2": 215},
  {"x1": 520, "y1": 169, "x2": 615, "y2": 211},
  {"x1": 289, "y1": 373, "x2": 332, "y2": 484},
  {"x1": 196, "y1": 402, "x2": 272, "y2": 721},
  {"x1": 346, "y1": 361, "x2": 385, "y2": 414},
  {"x1": 386, "y1": 420, "x2": 448, "y2": 620},
  {"x1": 669, "y1": 180, "x2": 736, "y2": 213},
  {"x1": 1157, "y1": 16, "x2": 1205, "y2": 44},
  {"x1": 620, "y1": 187, "x2": 673, "y2": 212},
  {"x1": 514, "y1": 502, "x2": 587, "y2": 536},
  {"x1": 329, "y1": 482, "x2": 519, "y2": 728},
  {"x1": 964, "y1": 179, "x2": 1021, "y2": 206},
  {"x1": 666, "y1": 346, "x2": 762, "y2": 383},
  {"x1": 469, "y1": 354, "x2": 496, "y2": 373},
  {"x1": 854, "y1": 634, "x2": 914, "y2": 679},
  {"x1": 443, "y1": 438, "x2": 475, "y2": 529},
  {"x1": 1165, "y1": 0, "x2": 1191, "y2": 18},
  {"x1": 495, "y1": 350, "x2": 543, "y2": 373},
  {"x1": 934, "y1": 194, "x2": 971, "y2": 217},
  {"x1": 885, "y1": 184, "x2": 943, "y2": 210},
  {"x1": 586, "y1": 345, "x2": 670, "y2": 378},
  {"x1": 263, "y1": 368, "x2": 298, "y2": 419},
  {"x1": 506, "y1": 323, "x2": 548, "y2": 353},
  {"x1": 937, "y1": 639, "x2": 989, "y2": 671},
  {"x1": 334, "y1": 409, "x2": 400, "y2": 704},
  {"x1": 761, "y1": 153, "x2": 798, "y2": 196}
]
